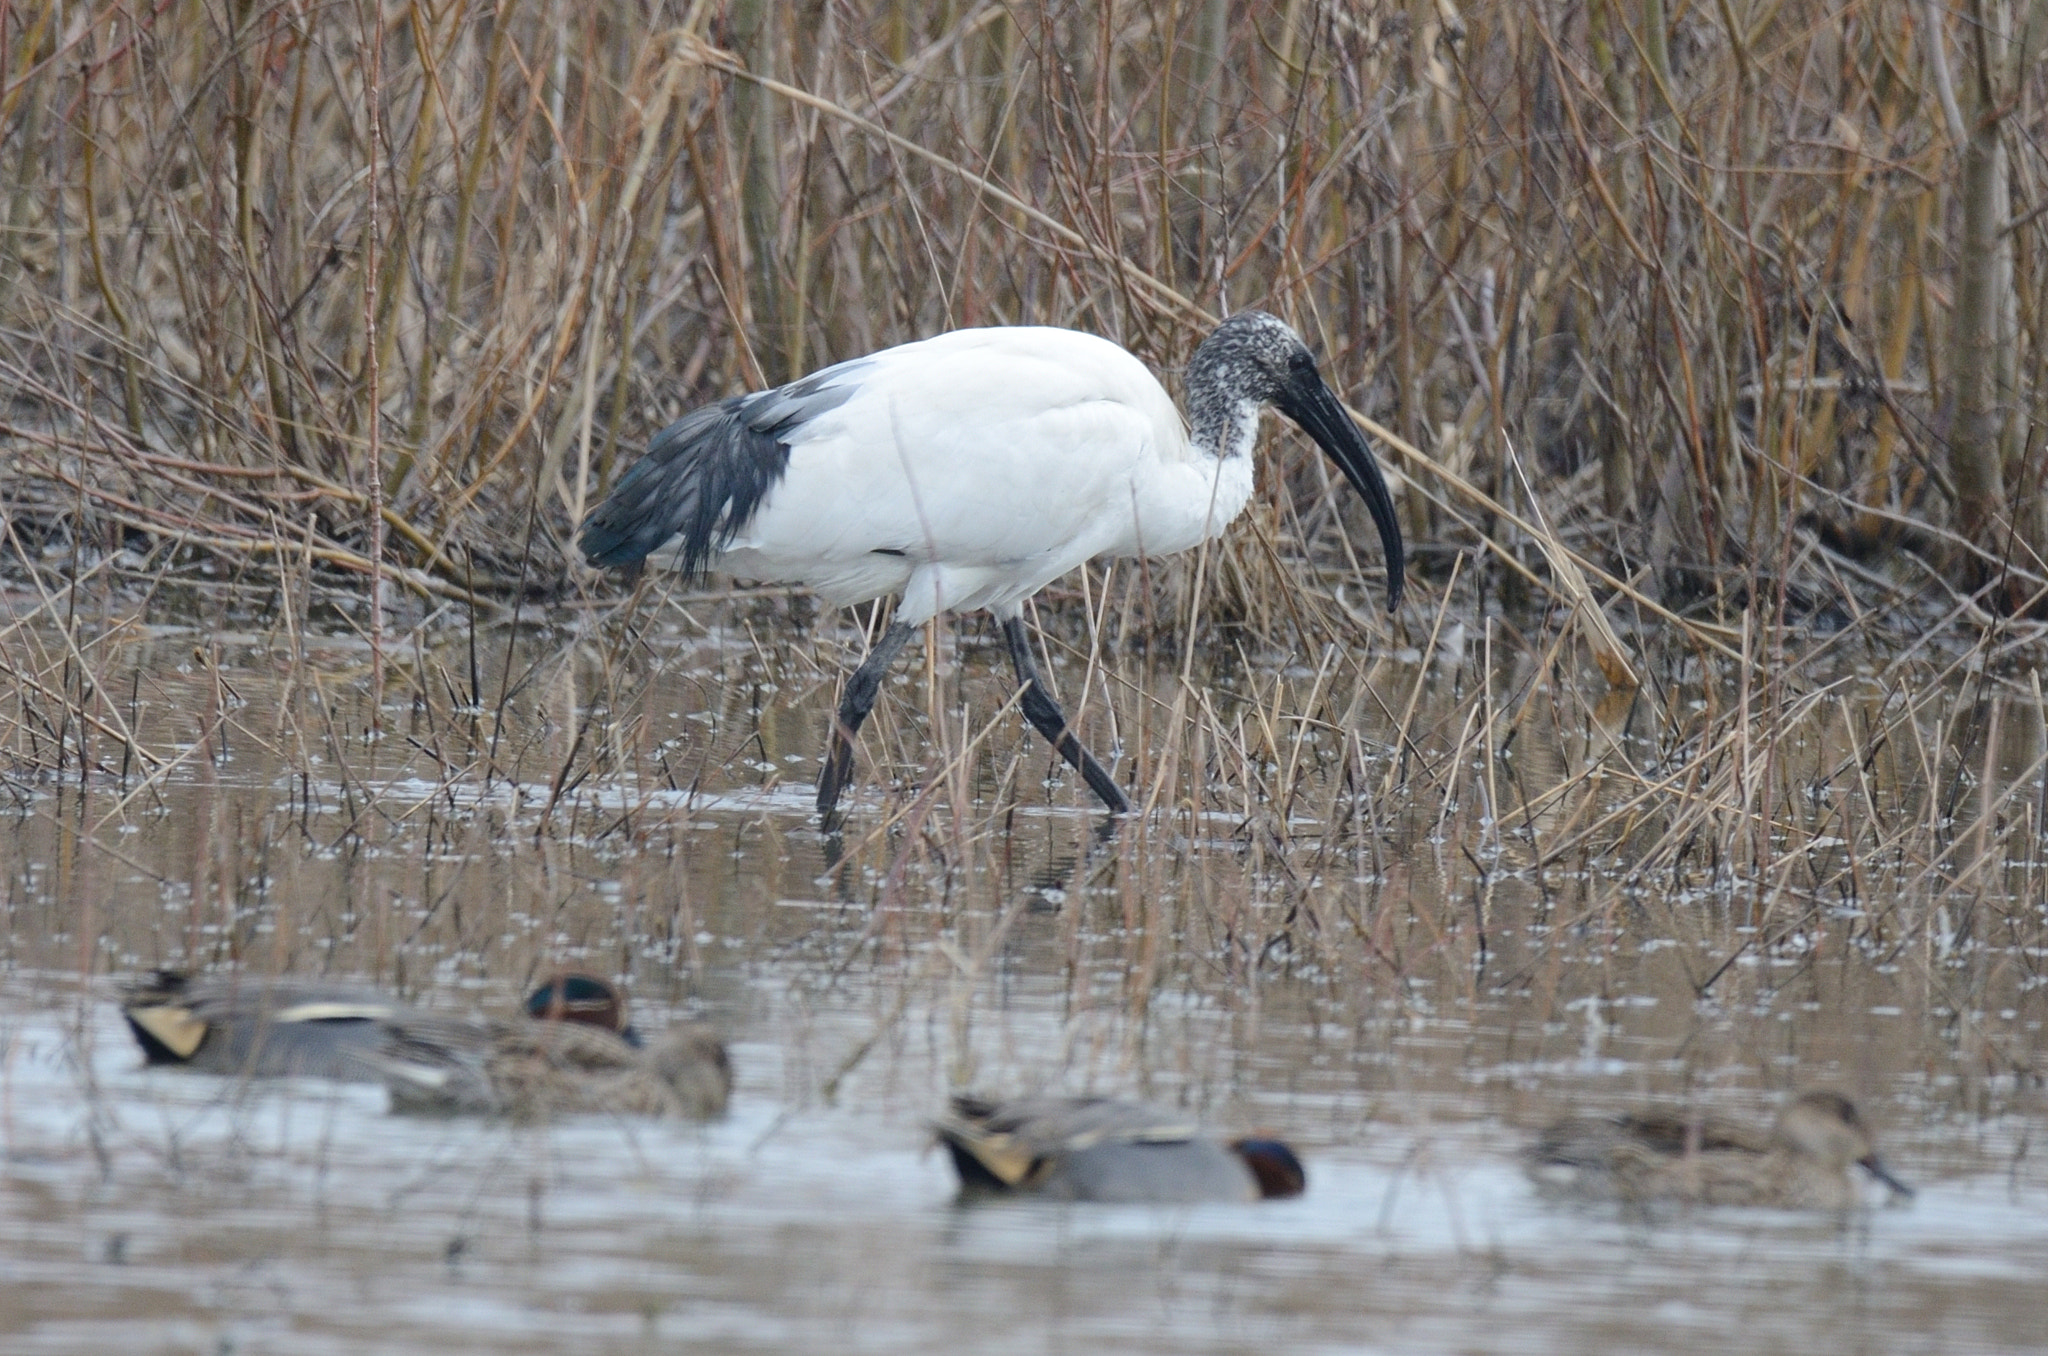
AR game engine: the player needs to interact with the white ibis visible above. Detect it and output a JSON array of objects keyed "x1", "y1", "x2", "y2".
[{"x1": 579, "y1": 311, "x2": 1405, "y2": 818}]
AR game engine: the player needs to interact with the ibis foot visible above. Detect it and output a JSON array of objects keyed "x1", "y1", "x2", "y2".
[
  {"x1": 1002, "y1": 617, "x2": 1130, "y2": 814},
  {"x1": 817, "y1": 620, "x2": 916, "y2": 818}
]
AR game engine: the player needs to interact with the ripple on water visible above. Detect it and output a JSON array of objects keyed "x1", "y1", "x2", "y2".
[{"x1": 0, "y1": 988, "x2": 2039, "y2": 1354}]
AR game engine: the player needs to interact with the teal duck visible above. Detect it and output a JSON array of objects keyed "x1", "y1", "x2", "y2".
[
  {"x1": 119, "y1": 970, "x2": 635, "y2": 1082},
  {"x1": 1525, "y1": 1090, "x2": 1914, "y2": 1210},
  {"x1": 523, "y1": 970, "x2": 641, "y2": 1044},
  {"x1": 377, "y1": 1004, "x2": 730, "y2": 1121},
  {"x1": 935, "y1": 1095, "x2": 1305, "y2": 1203}
]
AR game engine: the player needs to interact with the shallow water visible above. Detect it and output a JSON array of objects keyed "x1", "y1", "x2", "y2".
[
  {"x1": 5, "y1": 986, "x2": 2044, "y2": 1355},
  {"x1": 1, "y1": 598, "x2": 2044, "y2": 1353}
]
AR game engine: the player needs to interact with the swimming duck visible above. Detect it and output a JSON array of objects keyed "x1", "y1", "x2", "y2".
[
  {"x1": 121, "y1": 970, "x2": 430, "y2": 1080},
  {"x1": 935, "y1": 1095, "x2": 1306, "y2": 1203},
  {"x1": 119, "y1": 969, "x2": 637, "y2": 1082},
  {"x1": 523, "y1": 970, "x2": 642, "y2": 1045},
  {"x1": 376, "y1": 1005, "x2": 730, "y2": 1121},
  {"x1": 1525, "y1": 1090, "x2": 1914, "y2": 1210}
]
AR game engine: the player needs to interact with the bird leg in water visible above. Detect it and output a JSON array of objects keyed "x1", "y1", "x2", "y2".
[
  {"x1": 1002, "y1": 617, "x2": 1131, "y2": 813},
  {"x1": 817, "y1": 620, "x2": 917, "y2": 817}
]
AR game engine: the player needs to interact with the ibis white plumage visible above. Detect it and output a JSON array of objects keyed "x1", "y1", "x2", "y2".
[{"x1": 580, "y1": 311, "x2": 1405, "y2": 818}]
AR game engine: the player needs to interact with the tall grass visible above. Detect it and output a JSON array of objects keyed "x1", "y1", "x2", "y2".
[
  {"x1": 3, "y1": 0, "x2": 2043, "y2": 631},
  {"x1": 4, "y1": 3, "x2": 2048, "y2": 1084}
]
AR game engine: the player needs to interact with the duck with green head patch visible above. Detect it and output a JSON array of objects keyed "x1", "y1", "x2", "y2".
[
  {"x1": 376, "y1": 983, "x2": 730, "y2": 1121},
  {"x1": 119, "y1": 969, "x2": 642, "y2": 1083},
  {"x1": 935, "y1": 1095, "x2": 1305, "y2": 1204}
]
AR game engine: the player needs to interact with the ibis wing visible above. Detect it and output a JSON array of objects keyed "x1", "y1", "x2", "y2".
[
  {"x1": 579, "y1": 359, "x2": 871, "y2": 573},
  {"x1": 721, "y1": 330, "x2": 1179, "y2": 581}
]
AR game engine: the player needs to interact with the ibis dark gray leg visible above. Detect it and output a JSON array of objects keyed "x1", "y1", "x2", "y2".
[
  {"x1": 1002, "y1": 617, "x2": 1131, "y2": 813},
  {"x1": 818, "y1": 620, "x2": 917, "y2": 818}
]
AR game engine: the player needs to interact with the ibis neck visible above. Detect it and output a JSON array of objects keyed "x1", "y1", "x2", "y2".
[{"x1": 1187, "y1": 389, "x2": 1262, "y2": 462}]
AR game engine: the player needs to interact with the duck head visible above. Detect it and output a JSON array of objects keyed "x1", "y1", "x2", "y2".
[
  {"x1": 1776, "y1": 1091, "x2": 1913, "y2": 1198},
  {"x1": 525, "y1": 971, "x2": 641, "y2": 1045},
  {"x1": 1231, "y1": 1136, "x2": 1308, "y2": 1199}
]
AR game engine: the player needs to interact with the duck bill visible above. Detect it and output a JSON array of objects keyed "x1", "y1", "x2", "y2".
[
  {"x1": 1278, "y1": 373, "x2": 1407, "y2": 611},
  {"x1": 1859, "y1": 1153, "x2": 1914, "y2": 1199}
]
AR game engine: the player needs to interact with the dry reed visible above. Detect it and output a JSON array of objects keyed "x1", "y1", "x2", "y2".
[
  {"x1": 3, "y1": 2, "x2": 2044, "y2": 628},
  {"x1": 0, "y1": 3, "x2": 2045, "y2": 1120}
]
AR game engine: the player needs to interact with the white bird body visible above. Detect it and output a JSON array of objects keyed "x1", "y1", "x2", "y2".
[
  {"x1": 581, "y1": 311, "x2": 1403, "y2": 818},
  {"x1": 667, "y1": 328, "x2": 1254, "y2": 624}
]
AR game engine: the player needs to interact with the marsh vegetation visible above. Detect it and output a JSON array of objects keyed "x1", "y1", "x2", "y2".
[{"x1": 2, "y1": 0, "x2": 2046, "y2": 1350}]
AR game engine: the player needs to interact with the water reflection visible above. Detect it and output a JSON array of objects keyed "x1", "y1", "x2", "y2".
[
  {"x1": 0, "y1": 608, "x2": 2042, "y2": 1352},
  {"x1": 4, "y1": 991, "x2": 2044, "y2": 1354}
]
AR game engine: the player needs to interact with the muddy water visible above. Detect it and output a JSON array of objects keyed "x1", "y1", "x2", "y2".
[{"x1": 1, "y1": 601, "x2": 2044, "y2": 1353}]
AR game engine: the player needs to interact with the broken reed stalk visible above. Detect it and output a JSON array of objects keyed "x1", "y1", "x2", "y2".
[
  {"x1": 2, "y1": 4, "x2": 2048, "y2": 1078},
  {"x1": 6, "y1": 0, "x2": 2044, "y2": 652}
]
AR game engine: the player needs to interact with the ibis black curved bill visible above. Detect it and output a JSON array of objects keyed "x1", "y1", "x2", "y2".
[
  {"x1": 1276, "y1": 371, "x2": 1406, "y2": 611},
  {"x1": 579, "y1": 315, "x2": 1403, "y2": 819}
]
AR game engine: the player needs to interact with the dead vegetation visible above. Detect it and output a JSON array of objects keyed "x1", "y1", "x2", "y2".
[
  {"x1": 0, "y1": 3, "x2": 2044, "y2": 1125},
  {"x1": 3, "y1": 2, "x2": 2046, "y2": 625}
]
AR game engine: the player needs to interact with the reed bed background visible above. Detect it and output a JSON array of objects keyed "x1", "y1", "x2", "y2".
[
  {"x1": 5, "y1": 0, "x2": 2046, "y2": 621},
  {"x1": 0, "y1": 0, "x2": 2045, "y2": 1114}
]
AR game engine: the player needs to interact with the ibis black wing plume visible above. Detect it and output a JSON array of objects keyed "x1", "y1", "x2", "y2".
[{"x1": 578, "y1": 361, "x2": 870, "y2": 575}]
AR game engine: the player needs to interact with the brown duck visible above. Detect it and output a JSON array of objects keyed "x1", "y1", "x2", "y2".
[
  {"x1": 1525, "y1": 1091, "x2": 1914, "y2": 1210},
  {"x1": 376, "y1": 990, "x2": 730, "y2": 1122}
]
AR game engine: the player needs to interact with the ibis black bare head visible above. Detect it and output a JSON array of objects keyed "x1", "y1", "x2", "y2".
[
  {"x1": 1185, "y1": 310, "x2": 1317, "y2": 413},
  {"x1": 1186, "y1": 311, "x2": 1406, "y2": 611}
]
